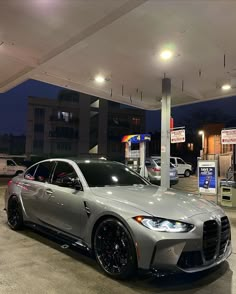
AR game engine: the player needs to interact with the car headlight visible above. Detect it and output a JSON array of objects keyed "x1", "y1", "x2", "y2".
[{"x1": 134, "y1": 216, "x2": 194, "y2": 233}]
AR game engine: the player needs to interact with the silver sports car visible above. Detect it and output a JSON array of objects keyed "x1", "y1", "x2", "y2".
[{"x1": 5, "y1": 158, "x2": 231, "y2": 279}]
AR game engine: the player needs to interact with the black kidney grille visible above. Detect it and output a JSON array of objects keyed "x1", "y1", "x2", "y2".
[
  {"x1": 203, "y1": 220, "x2": 218, "y2": 261},
  {"x1": 219, "y1": 216, "x2": 231, "y2": 256},
  {"x1": 178, "y1": 217, "x2": 230, "y2": 270}
]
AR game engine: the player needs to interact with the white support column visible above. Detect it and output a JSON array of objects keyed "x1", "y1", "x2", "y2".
[
  {"x1": 161, "y1": 78, "x2": 171, "y2": 189},
  {"x1": 139, "y1": 141, "x2": 146, "y2": 178},
  {"x1": 125, "y1": 142, "x2": 131, "y2": 160}
]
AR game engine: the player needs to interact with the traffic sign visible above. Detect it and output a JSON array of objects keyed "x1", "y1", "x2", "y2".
[
  {"x1": 221, "y1": 129, "x2": 236, "y2": 144},
  {"x1": 171, "y1": 129, "x2": 185, "y2": 143}
]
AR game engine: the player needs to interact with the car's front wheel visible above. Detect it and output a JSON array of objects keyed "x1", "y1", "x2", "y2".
[
  {"x1": 94, "y1": 218, "x2": 137, "y2": 279},
  {"x1": 7, "y1": 196, "x2": 24, "y2": 230}
]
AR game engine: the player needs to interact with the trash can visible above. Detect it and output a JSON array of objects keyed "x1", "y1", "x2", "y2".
[{"x1": 220, "y1": 185, "x2": 236, "y2": 207}]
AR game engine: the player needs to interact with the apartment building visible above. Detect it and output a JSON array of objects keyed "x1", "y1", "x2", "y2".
[{"x1": 26, "y1": 92, "x2": 145, "y2": 160}]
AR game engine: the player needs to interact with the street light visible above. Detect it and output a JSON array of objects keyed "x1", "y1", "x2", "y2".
[
  {"x1": 160, "y1": 50, "x2": 173, "y2": 60},
  {"x1": 221, "y1": 84, "x2": 232, "y2": 91},
  {"x1": 94, "y1": 75, "x2": 105, "y2": 84},
  {"x1": 198, "y1": 130, "x2": 205, "y2": 159}
]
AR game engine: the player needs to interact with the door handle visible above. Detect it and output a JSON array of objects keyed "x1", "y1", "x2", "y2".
[{"x1": 46, "y1": 189, "x2": 53, "y2": 195}]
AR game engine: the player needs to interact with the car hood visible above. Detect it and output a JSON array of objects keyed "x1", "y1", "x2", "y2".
[{"x1": 90, "y1": 185, "x2": 220, "y2": 220}]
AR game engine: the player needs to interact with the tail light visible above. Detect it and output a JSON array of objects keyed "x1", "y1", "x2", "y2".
[
  {"x1": 152, "y1": 167, "x2": 160, "y2": 172},
  {"x1": 8, "y1": 180, "x2": 12, "y2": 186}
]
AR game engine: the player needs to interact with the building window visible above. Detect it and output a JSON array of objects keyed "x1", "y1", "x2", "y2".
[
  {"x1": 34, "y1": 108, "x2": 45, "y2": 119},
  {"x1": 33, "y1": 140, "x2": 44, "y2": 150},
  {"x1": 34, "y1": 124, "x2": 44, "y2": 133},
  {"x1": 57, "y1": 111, "x2": 73, "y2": 122},
  {"x1": 187, "y1": 143, "x2": 194, "y2": 151},
  {"x1": 49, "y1": 127, "x2": 78, "y2": 139},
  {"x1": 132, "y1": 117, "x2": 141, "y2": 126},
  {"x1": 57, "y1": 142, "x2": 72, "y2": 151}
]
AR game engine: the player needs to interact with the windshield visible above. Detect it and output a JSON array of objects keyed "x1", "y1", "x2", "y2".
[{"x1": 77, "y1": 161, "x2": 148, "y2": 187}]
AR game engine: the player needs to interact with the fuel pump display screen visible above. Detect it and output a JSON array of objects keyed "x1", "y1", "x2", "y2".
[{"x1": 122, "y1": 134, "x2": 151, "y2": 177}]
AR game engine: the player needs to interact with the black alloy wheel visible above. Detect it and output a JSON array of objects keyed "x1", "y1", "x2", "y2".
[
  {"x1": 94, "y1": 218, "x2": 137, "y2": 279},
  {"x1": 7, "y1": 196, "x2": 24, "y2": 230}
]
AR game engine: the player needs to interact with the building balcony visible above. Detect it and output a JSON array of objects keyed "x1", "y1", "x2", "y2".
[{"x1": 49, "y1": 116, "x2": 79, "y2": 124}]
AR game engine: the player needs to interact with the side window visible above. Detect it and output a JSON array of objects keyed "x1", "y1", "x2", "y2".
[
  {"x1": 34, "y1": 161, "x2": 55, "y2": 183},
  {"x1": 177, "y1": 158, "x2": 184, "y2": 164},
  {"x1": 170, "y1": 158, "x2": 176, "y2": 165},
  {"x1": 24, "y1": 164, "x2": 38, "y2": 180},
  {"x1": 52, "y1": 161, "x2": 77, "y2": 188},
  {"x1": 145, "y1": 159, "x2": 152, "y2": 166},
  {"x1": 154, "y1": 160, "x2": 161, "y2": 167},
  {"x1": 7, "y1": 160, "x2": 16, "y2": 166}
]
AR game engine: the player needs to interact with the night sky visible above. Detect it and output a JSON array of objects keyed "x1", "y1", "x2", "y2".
[
  {"x1": 146, "y1": 95, "x2": 236, "y2": 133},
  {"x1": 0, "y1": 80, "x2": 61, "y2": 135},
  {"x1": 0, "y1": 79, "x2": 236, "y2": 135}
]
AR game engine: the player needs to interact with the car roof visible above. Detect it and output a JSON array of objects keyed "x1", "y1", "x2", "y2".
[
  {"x1": 75, "y1": 159, "x2": 118, "y2": 164},
  {"x1": 40, "y1": 158, "x2": 121, "y2": 165}
]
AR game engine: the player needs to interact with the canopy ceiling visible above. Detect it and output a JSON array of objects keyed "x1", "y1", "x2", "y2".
[{"x1": 1, "y1": 0, "x2": 236, "y2": 109}]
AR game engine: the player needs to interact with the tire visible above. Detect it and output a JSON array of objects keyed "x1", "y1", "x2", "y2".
[
  {"x1": 184, "y1": 169, "x2": 191, "y2": 177},
  {"x1": 7, "y1": 196, "x2": 24, "y2": 230},
  {"x1": 94, "y1": 218, "x2": 137, "y2": 280}
]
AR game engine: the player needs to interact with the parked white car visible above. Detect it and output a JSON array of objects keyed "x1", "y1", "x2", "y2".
[
  {"x1": 0, "y1": 158, "x2": 26, "y2": 176},
  {"x1": 170, "y1": 157, "x2": 192, "y2": 177}
]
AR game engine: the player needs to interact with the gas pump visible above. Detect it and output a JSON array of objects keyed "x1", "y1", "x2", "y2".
[{"x1": 121, "y1": 134, "x2": 151, "y2": 178}]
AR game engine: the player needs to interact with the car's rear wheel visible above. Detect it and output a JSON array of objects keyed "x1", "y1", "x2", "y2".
[
  {"x1": 94, "y1": 218, "x2": 137, "y2": 279},
  {"x1": 7, "y1": 196, "x2": 24, "y2": 230},
  {"x1": 184, "y1": 169, "x2": 191, "y2": 177}
]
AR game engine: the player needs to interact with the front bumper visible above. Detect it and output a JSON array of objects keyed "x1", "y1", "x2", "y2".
[
  {"x1": 127, "y1": 210, "x2": 231, "y2": 273},
  {"x1": 150, "y1": 233, "x2": 231, "y2": 273}
]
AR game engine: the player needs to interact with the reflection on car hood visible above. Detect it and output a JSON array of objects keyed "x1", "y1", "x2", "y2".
[{"x1": 90, "y1": 185, "x2": 220, "y2": 220}]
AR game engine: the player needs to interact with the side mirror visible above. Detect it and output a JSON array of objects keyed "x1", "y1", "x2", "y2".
[
  {"x1": 73, "y1": 178, "x2": 83, "y2": 191},
  {"x1": 61, "y1": 176, "x2": 73, "y2": 186},
  {"x1": 58, "y1": 176, "x2": 83, "y2": 190}
]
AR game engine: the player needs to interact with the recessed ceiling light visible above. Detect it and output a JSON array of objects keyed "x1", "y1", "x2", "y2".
[
  {"x1": 94, "y1": 75, "x2": 105, "y2": 83},
  {"x1": 160, "y1": 50, "x2": 173, "y2": 60},
  {"x1": 221, "y1": 84, "x2": 232, "y2": 90}
]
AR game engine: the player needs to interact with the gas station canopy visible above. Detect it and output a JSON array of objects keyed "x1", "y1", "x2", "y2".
[{"x1": 1, "y1": 0, "x2": 236, "y2": 110}]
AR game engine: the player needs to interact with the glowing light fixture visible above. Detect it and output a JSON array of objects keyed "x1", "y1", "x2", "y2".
[
  {"x1": 221, "y1": 84, "x2": 231, "y2": 91},
  {"x1": 160, "y1": 50, "x2": 173, "y2": 60},
  {"x1": 198, "y1": 130, "x2": 205, "y2": 159},
  {"x1": 198, "y1": 130, "x2": 204, "y2": 136},
  {"x1": 94, "y1": 75, "x2": 105, "y2": 83}
]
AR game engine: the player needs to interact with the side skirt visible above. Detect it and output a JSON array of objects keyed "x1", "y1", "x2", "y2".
[{"x1": 24, "y1": 220, "x2": 91, "y2": 253}]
